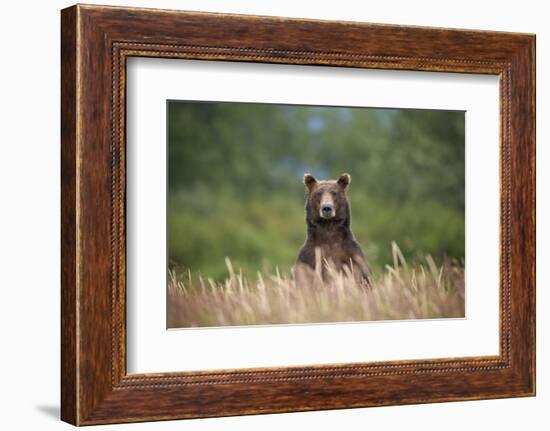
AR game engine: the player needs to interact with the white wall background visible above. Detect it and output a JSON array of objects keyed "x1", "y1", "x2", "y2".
[{"x1": 0, "y1": 0, "x2": 546, "y2": 429}]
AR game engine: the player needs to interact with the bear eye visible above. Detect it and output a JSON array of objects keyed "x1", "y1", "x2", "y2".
[{"x1": 309, "y1": 191, "x2": 321, "y2": 202}]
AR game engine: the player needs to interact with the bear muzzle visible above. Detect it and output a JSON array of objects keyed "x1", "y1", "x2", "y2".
[
  {"x1": 320, "y1": 203, "x2": 335, "y2": 219},
  {"x1": 319, "y1": 191, "x2": 336, "y2": 219}
]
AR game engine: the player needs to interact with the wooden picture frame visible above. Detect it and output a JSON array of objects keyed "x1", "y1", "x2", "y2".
[{"x1": 61, "y1": 4, "x2": 535, "y2": 425}]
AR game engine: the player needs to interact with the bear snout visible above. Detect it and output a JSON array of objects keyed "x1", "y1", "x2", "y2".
[
  {"x1": 320, "y1": 203, "x2": 335, "y2": 219},
  {"x1": 321, "y1": 205, "x2": 334, "y2": 218},
  {"x1": 319, "y1": 191, "x2": 336, "y2": 219}
]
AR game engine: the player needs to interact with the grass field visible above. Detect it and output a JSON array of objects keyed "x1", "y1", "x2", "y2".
[{"x1": 167, "y1": 244, "x2": 465, "y2": 328}]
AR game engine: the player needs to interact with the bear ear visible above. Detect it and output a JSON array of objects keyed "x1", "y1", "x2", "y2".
[
  {"x1": 337, "y1": 173, "x2": 351, "y2": 189},
  {"x1": 303, "y1": 173, "x2": 318, "y2": 192}
]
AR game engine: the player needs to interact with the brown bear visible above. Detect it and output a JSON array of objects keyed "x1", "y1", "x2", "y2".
[{"x1": 295, "y1": 173, "x2": 370, "y2": 286}]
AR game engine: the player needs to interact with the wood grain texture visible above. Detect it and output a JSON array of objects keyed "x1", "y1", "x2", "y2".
[
  {"x1": 60, "y1": 4, "x2": 535, "y2": 425},
  {"x1": 60, "y1": 5, "x2": 78, "y2": 425}
]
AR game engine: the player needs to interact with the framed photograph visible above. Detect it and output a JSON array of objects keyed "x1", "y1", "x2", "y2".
[{"x1": 61, "y1": 4, "x2": 535, "y2": 425}]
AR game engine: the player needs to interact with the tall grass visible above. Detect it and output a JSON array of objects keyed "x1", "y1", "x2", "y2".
[{"x1": 167, "y1": 243, "x2": 464, "y2": 328}]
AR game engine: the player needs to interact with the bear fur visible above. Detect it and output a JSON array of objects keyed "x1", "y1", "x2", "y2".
[{"x1": 295, "y1": 173, "x2": 370, "y2": 286}]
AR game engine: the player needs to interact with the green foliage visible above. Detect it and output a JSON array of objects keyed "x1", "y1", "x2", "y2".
[{"x1": 168, "y1": 102, "x2": 465, "y2": 279}]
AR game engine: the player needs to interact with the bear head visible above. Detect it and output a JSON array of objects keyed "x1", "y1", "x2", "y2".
[{"x1": 303, "y1": 173, "x2": 351, "y2": 226}]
